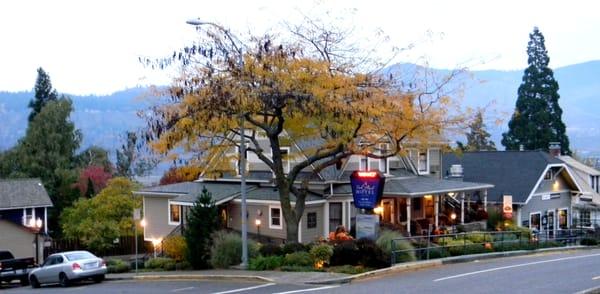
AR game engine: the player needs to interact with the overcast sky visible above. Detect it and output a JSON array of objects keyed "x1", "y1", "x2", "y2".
[{"x1": 1, "y1": 0, "x2": 598, "y2": 95}]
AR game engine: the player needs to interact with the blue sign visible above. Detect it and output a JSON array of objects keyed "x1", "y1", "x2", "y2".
[{"x1": 350, "y1": 171, "x2": 385, "y2": 209}]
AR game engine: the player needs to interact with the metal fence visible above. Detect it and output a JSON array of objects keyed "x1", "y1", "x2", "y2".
[{"x1": 390, "y1": 228, "x2": 598, "y2": 265}]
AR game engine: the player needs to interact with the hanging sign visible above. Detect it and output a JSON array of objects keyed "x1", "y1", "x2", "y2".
[
  {"x1": 503, "y1": 195, "x2": 513, "y2": 219},
  {"x1": 350, "y1": 170, "x2": 385, "y2": 209}
]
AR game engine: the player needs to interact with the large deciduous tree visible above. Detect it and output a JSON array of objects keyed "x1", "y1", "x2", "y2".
[
  {"x1": 502, "y1": 27, "x2": 570, "y2": 154},
  {"x1": 61, "y1": 177, "x2": 140, "y2": 252},
  {"x1": 28, "y1": 67, "x2": 58, "y2": 122},
  {"x1": 143, "y1": 21, "x2": 465, "y2": 242}
]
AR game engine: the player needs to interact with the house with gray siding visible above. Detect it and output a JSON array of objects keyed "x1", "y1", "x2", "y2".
[
  {"x1": 137, "y1": 135, "x2": 494, "y2": 244},
  {"x1": 443, "y1": 147, "x2": 600, "y2": 236}
]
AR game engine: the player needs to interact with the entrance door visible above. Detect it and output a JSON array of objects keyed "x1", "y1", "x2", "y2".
[
  {"x1": 547, "y1": 210, "x2": 555, "y2": 239},
  {"x1": 382, "y1": 199, "x2": 394, "y2": 224}
]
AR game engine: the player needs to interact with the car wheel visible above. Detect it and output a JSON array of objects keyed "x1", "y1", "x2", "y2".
[
  {"x1": 59, "y1": 273, "x2": 70, "y2": 287},
  {"x1": 30, "y1": 275, "x2": 41, "y2": 289},
  {"x1": 93, "y1": 274, "x2": 105, "y2": 283},
  {"x1": 20, "y1": 277, "x2": 30, "y2": 286}
]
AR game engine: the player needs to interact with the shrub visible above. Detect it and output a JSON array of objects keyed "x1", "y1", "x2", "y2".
[
  {"x1": 282, "y1": 242, "x2": 309, "y2": 254},
  {"x1": 487, "y1": 209, "x2": 503, "y2": 230},
  {"x1": 327, "y1": 265, "x2": 371, "y2": 275},
  {"x1": 210, "y1": 231, "x2": 259, "y2": 268},
  {"x1": 377, "y1": 230, "x2": 415, "y2": 263},
  {"x1": 175, "y1": 261, "x2": 192, "y2": 270},
  {"x1": 355, "y1": 238, "x2": 389, "y2": 268},
  {"x1": 162, "y1": 235, "x2": 187, "y2": 262},
  {"x1": 309, "y1": 243, "x2": 333, "y2": 267},
  {"x1": 329, "y1": 241, "x2": 359, "y2": 266},
  {"x1": 107, "y1": 259, "x2": 130, "y2": 273},
  {"x1": 466, "y1": 232, "x2": 489, "y2": 244},
  {"x1": 283, "y1": 251, "x2": 313, "y2": 267},
  {"x1": 145, "y1": 257, "x2": 176, "y2": 270},
  {"x1": 248, "y1": 255, "x2": 283, "y2": 270},
  {"x1": 259, "y1": 243, "x2": 283, "y2": 256},
  {"x1": 581, "y1": 238, "x2": 598, "y2": 246}
]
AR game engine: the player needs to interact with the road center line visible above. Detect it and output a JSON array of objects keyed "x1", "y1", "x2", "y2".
[
  {"x1": 171, "y1": 286, "x2": 194, "y2": 292},
  {"x1": 211, "y1": 282, "x2": 276, "y2": 294},
  {"x1": 272, "y1": 285, "x2": 341, "y2": 294},
  {"x1": 434, "y1": 252, "x2": 600, "y2": 282}
]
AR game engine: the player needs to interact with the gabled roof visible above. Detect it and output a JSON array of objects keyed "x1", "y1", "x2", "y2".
[
  {"x1": 332, "y1": 176, "x2": 492, "y2": 197},
  {"x1": 443, "y1": 151, "x2": 564, "y2": 203},
  {"x1": 559, "y1": 156, "x2": 600, "y2": 176},
  {"x1": 0, "y1": 178, "x2": 53, "y2": 210}
]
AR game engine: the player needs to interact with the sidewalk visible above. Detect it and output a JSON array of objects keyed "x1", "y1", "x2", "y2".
[
  {"x1": 107, "y1": 245, "x2": 598, "y2": 286},
  {"x1": 107, "y1": 269, "x2": 350, "y2": 285}
]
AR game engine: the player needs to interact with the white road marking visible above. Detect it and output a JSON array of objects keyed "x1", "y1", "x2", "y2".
[
  {"x1": 211, "y1": 283, "x2": 276, "y2": 294},
  {"x1": 434, "y1": 252, "x2": 600, "y2": 282},
  {"x1": 272, "y1": 285, "x2": 341, "y2": 294},
  {"x1": 172, "y1": 286, "x2": 194, "y2": 292},
  {"x1": 592, "y1": 276, "x2": 600, "y2": 280}
]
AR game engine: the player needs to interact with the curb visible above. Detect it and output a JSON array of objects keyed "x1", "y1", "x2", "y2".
[
  {"x1": 311, "y1": 245, "x2": 595, "y2": 285},
  {"x1": 133, "y1": 274, "x2": 274, "y2": 283}
]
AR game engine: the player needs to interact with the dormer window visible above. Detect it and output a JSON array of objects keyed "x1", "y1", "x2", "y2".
[
  {"x1": 544, "y1": 170, "x2": 553, "y2": 180},
  {"x1": 418, "y1": 151, "x2": 429, "y2": 174},
  {"x1": 379, "y1": 143, "x2": 389, "y2": 174}
]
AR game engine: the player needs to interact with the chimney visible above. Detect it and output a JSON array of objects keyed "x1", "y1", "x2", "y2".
[{"x1": 549, "y1": 142, "x2": 561, "y2": 157}]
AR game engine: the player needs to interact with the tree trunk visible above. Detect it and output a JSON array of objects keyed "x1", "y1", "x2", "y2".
[{"x1": 284, "y1": 212, "x2": 299, "y2": 242}]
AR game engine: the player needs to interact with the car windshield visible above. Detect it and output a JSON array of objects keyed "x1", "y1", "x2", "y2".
[{"x1": 65, "y1": 252, "x2": 95, "y2": 261}]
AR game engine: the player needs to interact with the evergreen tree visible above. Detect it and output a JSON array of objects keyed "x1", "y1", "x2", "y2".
[
  {"x1": 28, "y1": 67, "x2": 58, "y2": 122},
  {"x1": 459, "y1": 111, "x2": 497, "y2": 151},
  {"x1": 184, "y1": 186, "x2": 219, "y2": 269},
  {"x1": 502, "y1": 27, "x2": 571, "y2": 154}
]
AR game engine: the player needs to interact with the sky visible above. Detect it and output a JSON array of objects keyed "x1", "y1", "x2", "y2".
[{"x1": 1, "y1": 0, "x2": 599, "y2": 95}]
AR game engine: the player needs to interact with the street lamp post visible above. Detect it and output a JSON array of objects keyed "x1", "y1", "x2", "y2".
[
  {"x1": 137, "y1": 218, "x2": 147, "y2": 274},
  {"x1": 186, "y1": 18, "x2": 248, "y2": 269},
  {"x1": 29, "y1": 218, "x2": 43, "y2": 265}
]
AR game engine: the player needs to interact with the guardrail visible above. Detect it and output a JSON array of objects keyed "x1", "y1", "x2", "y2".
[{"x1": 390, "y1": 228, "x2": 596, "y2": 265}]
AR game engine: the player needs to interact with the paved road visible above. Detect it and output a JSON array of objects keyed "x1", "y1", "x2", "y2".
[
  {"x1": 320, "y1": 248, "x2": 600, "y2": 294},
  {"x1": 3, "y1": 249, "x2": 599, "y2": 293}
]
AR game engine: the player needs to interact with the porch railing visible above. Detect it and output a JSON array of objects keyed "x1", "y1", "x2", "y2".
[{"x1": 390, "y1": 228, "x2": 596, "y2": 265}]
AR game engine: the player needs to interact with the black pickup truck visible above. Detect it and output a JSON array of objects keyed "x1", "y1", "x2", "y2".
[{"x1": 0, "y1": 251, "x2": 36, "y2": 286}]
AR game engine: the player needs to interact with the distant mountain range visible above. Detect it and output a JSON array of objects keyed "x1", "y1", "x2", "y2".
[{"x1": 1, "y1": 61, "x2": 600, "y2": 164}]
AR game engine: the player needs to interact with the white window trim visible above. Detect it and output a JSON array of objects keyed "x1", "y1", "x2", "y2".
[
  {"x1": 379, "y1": 143, "x2": 390, "y2": 174},
  {"x1": 529, "y1": 211, "x2": 541, "y2": 230},
  {"x1": 168, "y1": 201, "x2": 182, "y2": 226},
  {"x1": 417, "y1": 150, "x2": 429, "y2": 175},
  {"x1": 306, "y1": 212, "x2": 318, "y2": 229},
  {"x1": 235, "y1": 146, "x2": 250, "y2": 177},
  {"x1": 557, "y1": 207, "x2": 569, "y2": 229},
  {"x1": 269, "y1": 205, "x2": 282, "y2": 229}
]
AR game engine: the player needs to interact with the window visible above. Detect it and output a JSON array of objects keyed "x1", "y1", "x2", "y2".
[
  {"x1": 307, "y1": 212, "x2": 317, "y2": 229},
  {"x1": 379, "y1": 143, "x2": 389, "y2": 174},
  {"x1": 169, "y1": 204, "x2": 181, "y2": 225},
  {"x1": 280, "y1": 147, "x2": 290, "y2": 174},
  {"x1": 558, "y1": 209, "x2": 568, "y2": 229},
  {"x1": 235, "y1": 147, "x2": 250, "y2": 176},
  {"x1": 530, "y1": 212, "x2": 541, "y2": 230},
  {"x1": 360, "y1": 156, "x2": 368, "y2": 171},
  {"x1": 329, "y1": 203, "x2": 343, "y2": 232},
  {"x1": 269, "y1": 206, "x2": 282, "y2": 229},
  {"x1": 418, "y1": 151, "x2": 428, "y2": 174},
  {"x1": 544, "y1": 170, "x2": 553, "y2": 180},
  {"x1": 580, "y1": 210, "x2": 591, "y2": 227}
]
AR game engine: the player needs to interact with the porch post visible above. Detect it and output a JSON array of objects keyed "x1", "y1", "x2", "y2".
[
  {"x1": 323, "y1": 202, "x2": 329, "y2": 238},
  {"x1": 460, "y1": 192, "x2": 465, "y2": 224},
  {"x1": 406, "y1": 198, "x2": 411, "y2": 236},
  {"x1": 434, "y1": 194, "x2": 439, "y2": 228},
  {"x1": 483, "y1": 190, "x2": 488, "y2": 212}
]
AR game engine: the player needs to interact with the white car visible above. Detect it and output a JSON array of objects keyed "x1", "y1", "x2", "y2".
[{"x1": 28, "y1": 251, "x2": 107, "y2": 288}]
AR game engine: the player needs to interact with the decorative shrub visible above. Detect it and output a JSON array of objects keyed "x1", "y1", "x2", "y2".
[
  {"x1": 283, "y1": 251, "x2": 313, "y2": 267},
  {"x1": 175, "y1": 261, "x2": 192, "y2": 270},
  {"x1": 329, "y1": 241, "x2": 359, "y2": 266},
  {"x1": 581, "y1": 238, "x2": 598, "y2": 246},
  {"x1": 210, "y1": 231, "x2": 259, "y2": 268},
  {"x1": 309, "y1": 243, "x2": 333, "y2": 268},
  {"x1": 355, "y1": 238, "x2": 389, "y2": 268},
  {"x1": 282, "y1": 242, "x2": 309, "y2": 254},
  {"x1": 465, "y1": 232, "x2": 489, "y2": 243},
  {"x1": 162, "y1": 235, "x2": 187, "y2": 262},
  {"x1": 107, "y1": 259, "x2": 130, "y2": 273},
  {"x1": 248, "y1": 255, "x2": 283, "y2": 270},
  {"x1": 259, "y1": 243, "x2": 283, "y2": 256},
  {"x1": 376, "y1": 230, "x2": 415, "y2": 263},
  {"x1": 487, "y1": 209, "x2": 503, "y2": 230},
  {"x1": 145, "y1": 257, "x2": 176, "y2": 270},
  {"x1": 327, "y1": 265, "x2": 371, "y2": 275}
]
